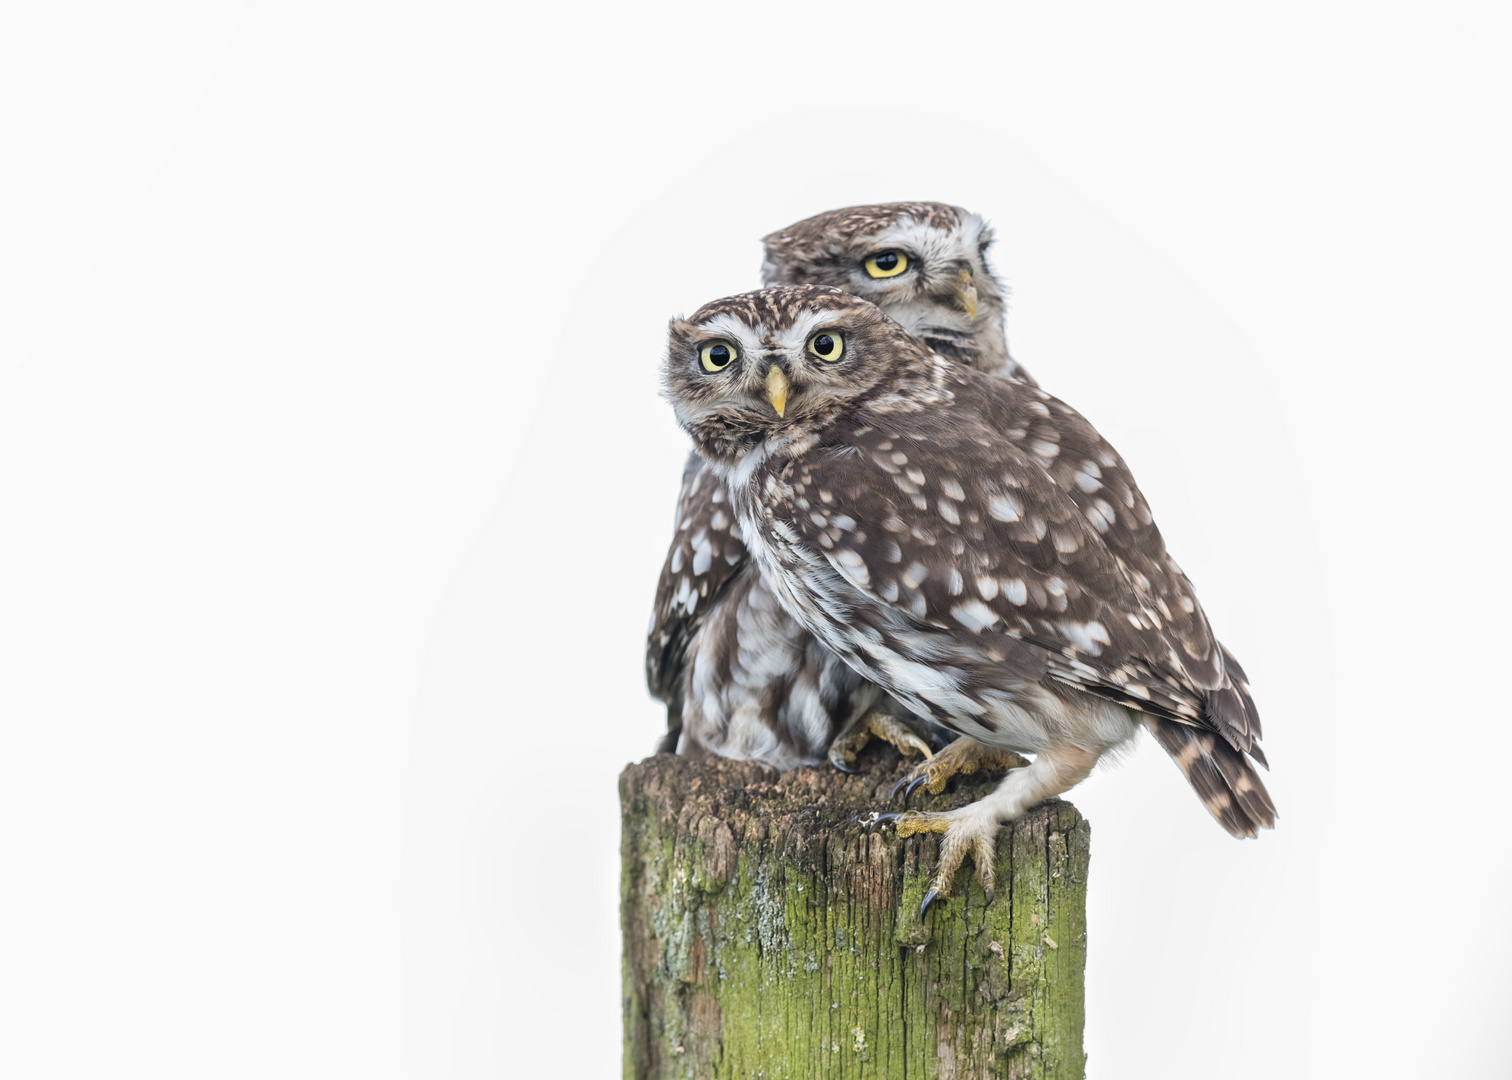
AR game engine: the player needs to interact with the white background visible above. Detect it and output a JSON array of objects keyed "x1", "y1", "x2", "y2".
[{"x1": 2, "y1": 2, "x2": 1509, "y2": 1076}]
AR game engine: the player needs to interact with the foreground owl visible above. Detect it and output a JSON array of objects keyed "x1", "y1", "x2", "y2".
[
  {"x1": 648, "y1": 203, "x2": 1033, "y2": 771},
  {"x1": 664, "y1": 285, "x2": 1275, "y2": 909}
]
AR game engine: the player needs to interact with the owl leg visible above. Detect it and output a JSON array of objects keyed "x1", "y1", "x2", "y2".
[
  {"x1": 888, "y1": 736, "x2": 1030, "y2": 802},
  {"x1": 826, "y1": 710, "x2": 934, "y2": 774},
  {"x1": 871, "y1": 744, "x2": 1099, "y2": 914}
]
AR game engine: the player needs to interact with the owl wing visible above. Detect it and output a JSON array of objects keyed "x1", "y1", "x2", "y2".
[
  {"x1": 645, "y1": 452, "x2": 750, "y2": 713},
  {"x1": 777, "y1": 405, "x2": 1247, "y2": 745},
  {"x1": 992, "y1": 386, "x2": 1262, "y2": 754}
]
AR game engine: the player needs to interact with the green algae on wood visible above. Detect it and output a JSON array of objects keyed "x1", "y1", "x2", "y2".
[{"x1": 621, "y1": 753, "x2": 1089, "y2": 1079}]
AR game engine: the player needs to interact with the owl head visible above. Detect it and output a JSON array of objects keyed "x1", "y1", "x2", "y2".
[
  {"x1": 761, "y1": 202, "x2": 1011, "y2": 376},
  {"x1": 666, "y1": 285, "x2": 933, "y2": 468}
]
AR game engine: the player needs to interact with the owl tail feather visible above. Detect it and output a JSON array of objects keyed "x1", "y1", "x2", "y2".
[{"x1": 1146, "y1": 716, "x2": 1277, "y2": 838}]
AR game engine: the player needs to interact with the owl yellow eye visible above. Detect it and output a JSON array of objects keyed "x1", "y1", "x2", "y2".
[
  {"x1": 700, "y1": 341, "x2": 736, "y2": 373},
  {"x1": 808, "y1": 331, "x2": 844, "y2": 362},
  {"x1": 863, "y1": 251, "x2": 909, "y2": 279}
]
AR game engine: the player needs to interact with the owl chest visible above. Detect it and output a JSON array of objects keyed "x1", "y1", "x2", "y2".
[
  {"x1": 727, "y1": 482, "x2": 858, "y2": 631},
  {"x1": 726, "y1": 474, "x2": 1072, "y2": 751}
]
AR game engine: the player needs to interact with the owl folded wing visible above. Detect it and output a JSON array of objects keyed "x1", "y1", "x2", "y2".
[
  {"x1": 776, "y1": 421, "x2": 1256, "y2": 751},
  {"x1": 645, "y1": 452, "x2": 751, "y2": 705}
]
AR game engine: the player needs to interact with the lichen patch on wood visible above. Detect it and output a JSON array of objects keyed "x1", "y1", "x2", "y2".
[{"x1": 621, "y1": 753, "x2": 1089, "y2": 1079}]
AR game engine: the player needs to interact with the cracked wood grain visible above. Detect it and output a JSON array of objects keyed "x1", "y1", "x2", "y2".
[{"x1": 621, "y1": 753, "x2": 1088, "y2": 1079}]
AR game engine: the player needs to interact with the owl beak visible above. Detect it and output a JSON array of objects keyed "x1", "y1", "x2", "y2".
[
  {"x1": 952, "y1": 267, "x2": 979, "y2": 320},
  {"x1": 765, "y1": 365, "x2": 791, "y2": 417}
]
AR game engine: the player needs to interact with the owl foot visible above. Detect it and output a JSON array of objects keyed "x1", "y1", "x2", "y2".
[
  {"x1": 889, "y1": 737, "x2": 1030, "y2": 802},
  {"x1": 870, "y1": 808, "x2": 1002, "y2": 913},
  {"x1": 827, "y1": 710, "x2": 933, "y2": 774},
  {"x1": 866, "y1": 745, "x2": 1100, "y2": 916}
]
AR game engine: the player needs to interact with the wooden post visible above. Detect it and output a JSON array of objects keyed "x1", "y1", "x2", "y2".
[{"x1": 620, "y1": 753, "x2": 1090, "y2": 1079}]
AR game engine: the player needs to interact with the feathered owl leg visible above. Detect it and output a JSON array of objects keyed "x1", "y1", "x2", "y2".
[
  {"x1": 826, "y1": 709, "x2": 934, "y2": 773},
  {"x1": 872, "y1": 744, "x2": 1100, "y2": 914},
  {"x1": 888, "y1": 736, "x2": 1030, "y2": 802}
]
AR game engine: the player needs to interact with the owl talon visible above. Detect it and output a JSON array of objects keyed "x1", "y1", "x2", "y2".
[
  {"x1": 920, "y1": 887, "x2": 941, "y2": 919},
  {"x1": 827, "y1": 709, "x2": 934, "y2": 773},
  {"x1": 868, "y1": 807, "x2": 1002, "y2": 911},
  {"x1": 888, "y1": 773, "x2": 927, "y2": 803},
  {"x1": 891, "y1": 736, "x2": 1030, "y2": 802}
]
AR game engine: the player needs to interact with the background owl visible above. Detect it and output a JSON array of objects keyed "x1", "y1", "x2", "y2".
[
  {"x1": 647, "y1": 202, "x2": 1034, "y2": 771},
  {"x1": 665, "y1": 285, "x2": 1275, "y2": 908}
]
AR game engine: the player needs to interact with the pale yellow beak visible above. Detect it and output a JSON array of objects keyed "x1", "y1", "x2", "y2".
[
  {"x1": 765, "y1": 365, "x2": 790, "y2": 417},
  {"x1": 953, "y1": 267, "x2": 979, "y2": 320}
]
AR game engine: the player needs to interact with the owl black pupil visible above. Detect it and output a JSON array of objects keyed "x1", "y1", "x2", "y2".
[
  {"x1": 874, "y1": 252, "x2": 898, "y2": 271},
  {"x1": 709, "y1": 345, "x2": 729, "y2": 365},
  {"x1": 814, "y1": 335, "x2": 835, "y2": 356}
]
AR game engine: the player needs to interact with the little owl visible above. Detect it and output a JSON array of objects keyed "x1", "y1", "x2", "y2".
[{"x1": 662, "y1": 284, "x2": 1275, "y2": 911}]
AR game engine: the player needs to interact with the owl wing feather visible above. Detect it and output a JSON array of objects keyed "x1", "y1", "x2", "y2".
[
  {"x1": 645, "y1": 452, "x2": 751, "y2": 716},
  {"x1": 988, "y1": 384, "x2": 1263, "y2": 754},
  {"x1": 775, "y1": 380, "x2": 1258, "y2": 754}
]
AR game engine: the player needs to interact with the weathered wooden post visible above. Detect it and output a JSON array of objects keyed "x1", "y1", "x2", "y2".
[{"x1": 621, "y1": 754, "x2": 1090, "y2": 1079}]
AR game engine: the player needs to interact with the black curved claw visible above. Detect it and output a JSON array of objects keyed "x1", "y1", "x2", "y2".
[
  {"x1": 889, "y1": 775, "x2": 912, "y2": 801},
  {"x1": 919, "y1": 887, "x2": 941, "y2": 919},
  {"x1": 867, "y1": 811, "x2": 909, "y2": 835},
  {"x1": 831, "y1": 757, "x2": 859, "y2": 775},
  {"x1": 905, "y1": 774, "x2": 931, "y2": 802}
]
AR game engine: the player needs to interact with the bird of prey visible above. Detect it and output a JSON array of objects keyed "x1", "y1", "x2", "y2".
[
  {"x1": 648, "y1": 203, "x2": 1033, "y2": 772},
  {"x1": 662, "y1": 284, "x2": 1275, "y2": 910}
]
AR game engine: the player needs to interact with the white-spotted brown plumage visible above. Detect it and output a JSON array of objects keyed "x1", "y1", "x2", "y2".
[
  {"x1": 663, "y1": 285, "x2": 1273, "y2": 899},
  {"x1": 648, "y1": 203, "x2": 1029, "y2": 765},
  {"x1": 675, "y1": 566, "x2": 881, "y2": 770}
]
